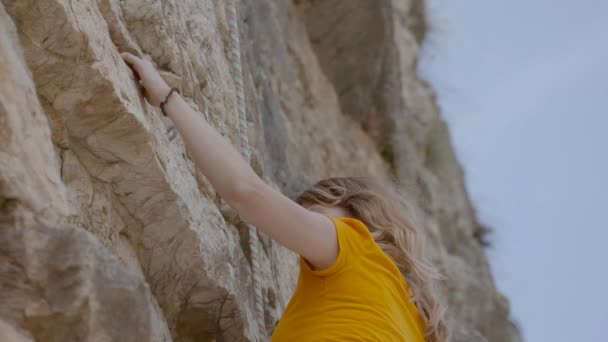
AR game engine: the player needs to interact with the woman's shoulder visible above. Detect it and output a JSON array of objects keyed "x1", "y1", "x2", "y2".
[
  {"x1": 327, "y1": 216, "x2": 377, "y2": 253},
  {"x1": 301, "y1": 216, "x2": 378, "y2": 277},
  {"x1": 330, "y1": 216, "x2": 404, "y2": 277}
]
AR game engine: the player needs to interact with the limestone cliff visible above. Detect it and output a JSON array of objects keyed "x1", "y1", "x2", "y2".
[{"x1": 0, "y1": 0, "x2": 521, "y2": 341}]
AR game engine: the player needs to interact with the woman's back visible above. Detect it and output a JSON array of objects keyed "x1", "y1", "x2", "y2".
[{"x1": 272, "y1": 217, "x2": 425, "y2": 341}]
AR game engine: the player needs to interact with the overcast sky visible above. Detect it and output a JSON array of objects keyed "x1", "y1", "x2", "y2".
[{"x1": 420, "y1": 1, "x2": 608, "y2": 341}]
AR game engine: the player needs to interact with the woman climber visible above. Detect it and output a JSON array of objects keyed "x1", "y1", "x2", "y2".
[{"x1": 120, "y1": 52, "x2": 448, "y2": 342}]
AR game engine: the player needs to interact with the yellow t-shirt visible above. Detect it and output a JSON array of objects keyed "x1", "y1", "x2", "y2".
[{"x1": 272, "y1": 217, "x2": 426, "y2": 341}]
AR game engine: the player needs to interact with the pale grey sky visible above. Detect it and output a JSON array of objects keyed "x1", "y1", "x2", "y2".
[{"x1": 421, "y1": 1, "x2": 608, "y2": 341}]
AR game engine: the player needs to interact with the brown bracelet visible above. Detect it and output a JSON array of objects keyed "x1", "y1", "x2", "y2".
[{"x1": 160, "y1": 87, "x2": 179, "y2": 116}]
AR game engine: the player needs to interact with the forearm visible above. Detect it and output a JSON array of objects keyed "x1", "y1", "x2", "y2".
[{"x1": 164, "y1": 93, "x2": 260, "y2": 203}]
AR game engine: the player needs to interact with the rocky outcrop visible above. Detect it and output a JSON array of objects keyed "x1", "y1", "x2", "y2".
[{"x1": 0, "y1": 0, "x2": 520, "y2": 341}]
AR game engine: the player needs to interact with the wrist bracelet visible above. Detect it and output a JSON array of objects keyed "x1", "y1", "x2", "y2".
[{"x1": 160, "y1": 87, "x2": 179, "y2": 116}]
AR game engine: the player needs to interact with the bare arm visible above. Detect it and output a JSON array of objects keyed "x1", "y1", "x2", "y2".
[{"x1": 120, "y1": 52, "x2": 338, "y2": 269}]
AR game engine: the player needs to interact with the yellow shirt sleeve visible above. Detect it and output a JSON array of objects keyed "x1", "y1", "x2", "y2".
[{"x1": 299, "y1": 215, "x2": 378, "y2": 277}]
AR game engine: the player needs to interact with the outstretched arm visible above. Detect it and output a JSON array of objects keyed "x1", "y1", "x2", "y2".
[{"x1": 120, "y1": 52, "x2": 338, "y2": 270}]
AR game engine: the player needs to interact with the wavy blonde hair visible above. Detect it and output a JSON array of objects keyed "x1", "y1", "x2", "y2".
[{"x1": 296, "y1": 177, "x2": 448, "y2": 342}]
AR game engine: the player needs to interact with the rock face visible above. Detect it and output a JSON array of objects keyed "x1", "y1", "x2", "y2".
[{"x1": 0, "y1": 0, "x2": 521, "y2": 341}]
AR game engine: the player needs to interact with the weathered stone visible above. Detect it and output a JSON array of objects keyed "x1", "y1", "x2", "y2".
[
  {"x1": 0, "y1": 319, "x2": 33, "y2": 342},
  {"x1": 0, "y1": 0, "x2": 520, "y2": 341},
  {"x1": 0, "y1": 0, "x2": 68, "y2": 226},
  {"x1": 0, "y1": 222, "x2": 173, "y2": 342}
]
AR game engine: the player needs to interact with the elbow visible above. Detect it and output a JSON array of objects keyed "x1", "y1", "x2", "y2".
[{"x1": 225, "y1": 179, "x2": 260, "y2": 213}]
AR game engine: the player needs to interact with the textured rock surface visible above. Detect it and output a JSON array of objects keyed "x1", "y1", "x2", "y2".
[{"x1": 0, "y1": 0, "x2": 521, "y2": 341}]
